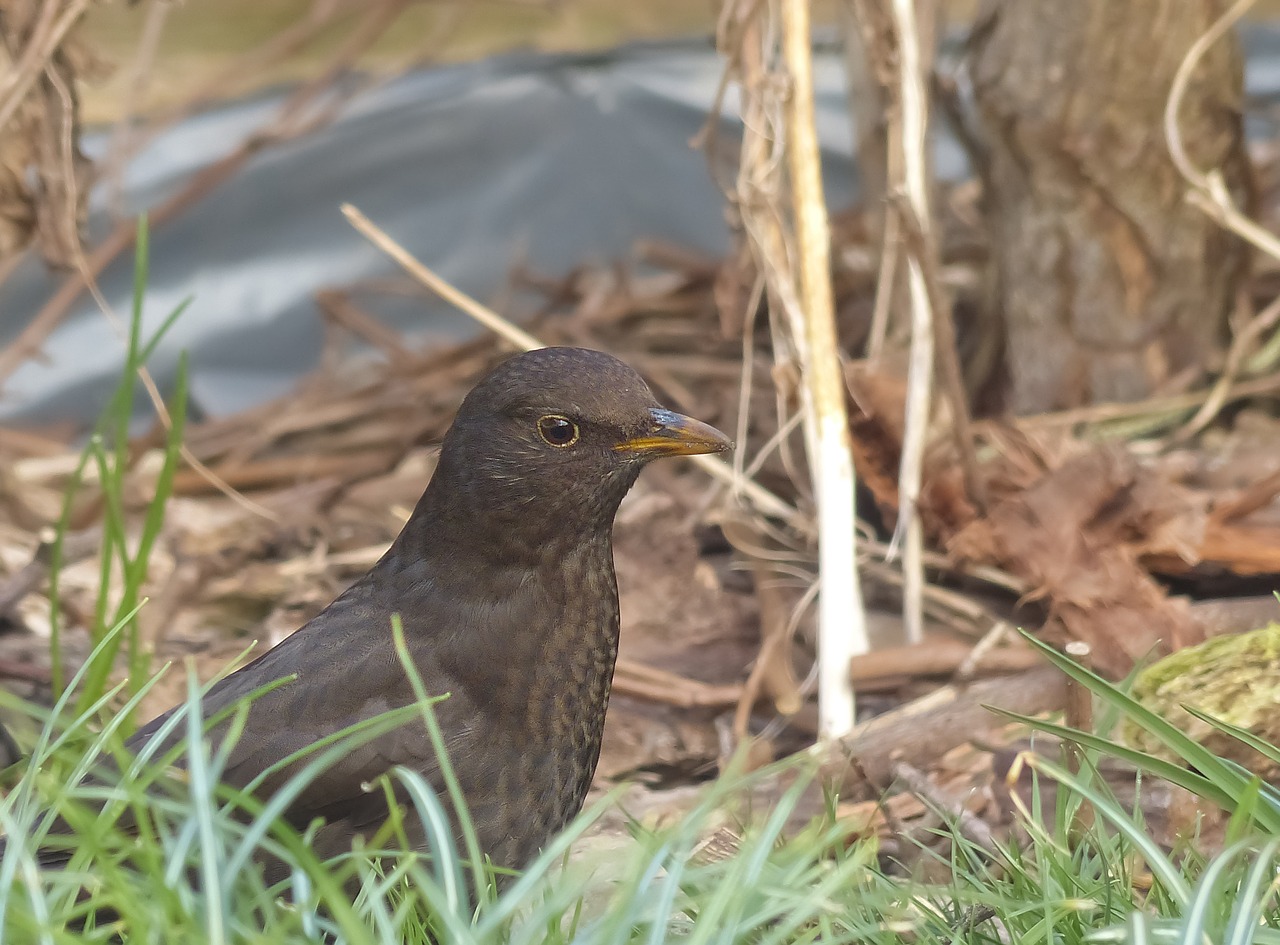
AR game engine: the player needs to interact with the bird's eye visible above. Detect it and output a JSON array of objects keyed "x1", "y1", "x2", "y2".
[{"x1": 537, "y1": 415, "x2": 580, "y2": 448}]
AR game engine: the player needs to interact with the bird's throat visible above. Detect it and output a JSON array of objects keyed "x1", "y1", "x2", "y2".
[{"x1": 519, "y1": 540, "x2": 621, "y2": 828}]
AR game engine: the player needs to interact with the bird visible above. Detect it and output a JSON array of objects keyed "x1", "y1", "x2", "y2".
[{"x1": 79, "y1": 346, "x2": 731, "y2": 882}]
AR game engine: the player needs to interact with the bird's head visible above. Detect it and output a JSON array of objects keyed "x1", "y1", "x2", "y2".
[{"x1": 424, "y1": 347, "x2": 732, "y2": 556}]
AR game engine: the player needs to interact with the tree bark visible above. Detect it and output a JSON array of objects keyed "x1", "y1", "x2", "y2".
[{"x1": 969, "y1": 0, "x2": 1250, "y2": 414}]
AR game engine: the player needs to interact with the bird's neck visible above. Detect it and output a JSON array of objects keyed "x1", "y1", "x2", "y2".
[
  {"x1": 366, "y1": 473, "x2": 624, "y2": 832},
  {"x1": 383, "y1": 458, "x2": 626, "y2": 671},
  {"x1": 510, "y1": 535, "x2": 621, "y2": 823},
  {"x1": 398, "y1": 452, "x2": 637, "y2": 569}
]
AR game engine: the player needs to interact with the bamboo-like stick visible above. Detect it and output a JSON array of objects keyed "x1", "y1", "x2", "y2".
[
  {"x1": 780, "y1": 0, "x2": 867, "y2": 740},
  {"x1": 889, "y1": 0, "x2": 934, "y2": 644}
]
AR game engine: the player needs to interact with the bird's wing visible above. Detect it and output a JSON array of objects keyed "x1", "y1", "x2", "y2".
[{"x1": 127, "y1": 589, "x2": 486, "y2": 831}]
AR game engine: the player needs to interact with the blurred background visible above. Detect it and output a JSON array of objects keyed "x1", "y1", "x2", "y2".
[{"x1": 4, "y1": 0, "x2": 1280, "y2": 429}]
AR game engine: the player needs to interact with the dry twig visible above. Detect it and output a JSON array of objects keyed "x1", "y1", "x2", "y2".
[
  {"x1": 883, "y1": 0, "x2": 935, "y2": 646},
  {"x1": 1165, "y1": 0, "x2": 1275, "y2": 261},
  {"x1": 780, "y1": 0, "x2": 865, "y2": 738}
]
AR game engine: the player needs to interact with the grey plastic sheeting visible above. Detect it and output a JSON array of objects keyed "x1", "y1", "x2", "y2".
[{"x1": 2, "y1": 30, "x2": 1279, "y2": 428}]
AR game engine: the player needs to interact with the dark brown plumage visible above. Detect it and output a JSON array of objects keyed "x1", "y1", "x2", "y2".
[{"x1": 124, "y1": 346, "x2": 731, "y2": 876}]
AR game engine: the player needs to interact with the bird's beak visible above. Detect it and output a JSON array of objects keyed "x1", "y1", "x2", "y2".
[{"x1": 616, "y1": 408, "x2": 733, "y2": 457}]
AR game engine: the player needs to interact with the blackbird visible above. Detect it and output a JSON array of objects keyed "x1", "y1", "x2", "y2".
[{"x1": 94, "y1": 347, "x2": 729, "y2": 878}]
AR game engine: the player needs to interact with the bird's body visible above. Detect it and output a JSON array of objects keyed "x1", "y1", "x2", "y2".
[{"x1": 117, "y1": 347, "x2": 729, "y2": 876}]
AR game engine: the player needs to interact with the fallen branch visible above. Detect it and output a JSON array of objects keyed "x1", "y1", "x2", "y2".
[
  {"x1": 613, "y1": 660, "x2": 742, "y2": 709},
  {"x1": 819, "y1": 664, "x2": 1068, "y2": 790},
  {"x1": 849, "y1": 635, "x2": 1041, "y2": 687}
]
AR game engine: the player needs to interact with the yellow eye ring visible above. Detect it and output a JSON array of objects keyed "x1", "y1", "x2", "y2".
[{"x1": 537, "y1": 415, "x2": 580, "y2": 448}]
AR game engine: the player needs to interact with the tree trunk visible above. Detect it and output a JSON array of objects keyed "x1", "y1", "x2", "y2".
[{"x1": 968, "y1": 0, "x2": 1250, "y2": 414}]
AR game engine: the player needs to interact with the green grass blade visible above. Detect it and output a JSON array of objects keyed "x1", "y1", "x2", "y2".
[
  {"x1": 988, "y1": 707, "x2": 1236, "y2": 810},
  {"x1": 1181, "y1": 703, "x2": 1280, "y2": 774},
  {"x1": 182, "y1": 666, "x2": 227, "y2": 945},
  {"x1": 390, "y1": 615, "x2": 491, "y2": 902},
  {"x1": 1017, "y1": 631, "x2": 1246, "y2": 787},
  {"x1": 1225, "y1": 837, "x2": 1280, "y2": 945},
  {"x1": 1021, "y1": 752, "x2": 1191, "y2": 907},
  {"x1": 1009, "y1": 632, "x2": 1277, "y2": 832}
]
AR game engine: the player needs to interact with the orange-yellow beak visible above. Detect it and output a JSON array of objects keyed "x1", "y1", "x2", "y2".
[{"x1": 615, "y1": 408, "x2": 733, "y2": 458}]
